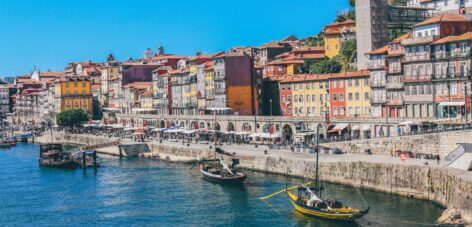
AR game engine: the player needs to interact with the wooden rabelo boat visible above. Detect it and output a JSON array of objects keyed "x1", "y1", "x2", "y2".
[
  {"x1": 261, "y1": 126, "x2": 369, "y2": 222},
  {"x1": 39, "y1": 143, "x2": 79, "y2": 169},
  {"x1": 198, "y1": 147, "x2": 247, "y2": 183}
]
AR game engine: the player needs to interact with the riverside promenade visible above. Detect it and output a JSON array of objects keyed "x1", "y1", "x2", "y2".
[{"x1": 36, "y1": 132, "x2": 472, "y2": 225}]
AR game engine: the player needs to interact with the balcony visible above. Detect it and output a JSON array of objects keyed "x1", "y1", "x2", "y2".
[
  {"x1": 387, "y1": 98, "x2": 404, "y2": 106},
  {"x1": 214, "y1": 88, "x2": 225, "y2": 94},
  {"x1": 401, "y1": 35, "x2": 437, "y2": 46},
  {"x1": 404, "y1": 54, "x2": 430, "y2": 62},
  {"x1": 402, "y1": 75, "x2": 431, "y2": 83},
  {"x1": 371, "y1": 98, "x2": 386, "y2": 104},
  {"x1": 388, "y1": 68, "x2": 402, "y2": 74},
  {"x1": 385, "y1": 82, "x2": 403, "y2": 90},
  {"x1": 370, "y1": 80, "x2": 386, "y2": 88},
  {"x1": 368, "y1": 62, "x2": 387, "y2": 70}
]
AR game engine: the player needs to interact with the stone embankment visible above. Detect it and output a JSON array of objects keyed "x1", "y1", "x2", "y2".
[
  {"x1": 324, "y1": 129, "x2": 472, "y2": 158},
  {"x1": 36, "y1": 132, "x2": 472, "y2": 224}
]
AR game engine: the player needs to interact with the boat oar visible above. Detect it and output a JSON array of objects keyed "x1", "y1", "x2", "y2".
[{"x1": 260, "y1": 182, "x2": 312, "y2": 200}]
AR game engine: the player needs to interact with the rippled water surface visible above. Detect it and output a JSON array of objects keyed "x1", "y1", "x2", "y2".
[{"x1": 0, "y1": 143, "x2": 443, "y2": 226}]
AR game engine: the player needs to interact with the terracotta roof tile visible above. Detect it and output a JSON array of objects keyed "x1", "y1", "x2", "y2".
[
  {"x1": 415, "y1": 14, "x2": 472, "y2": 27},
  {"x1": 431, "y1": 32, "x2": 472, "y2": 44},
  {"x1": 366, "y1": 45, "x2": 389, "y2": 55}
]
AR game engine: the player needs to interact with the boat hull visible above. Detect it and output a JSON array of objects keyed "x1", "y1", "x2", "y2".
[
  {"x1": 200, "y1": 169, "x2": 247, "y2": 183},
  {"x1": 286, "y1": 191, "x2": 367, "y2": 221}
]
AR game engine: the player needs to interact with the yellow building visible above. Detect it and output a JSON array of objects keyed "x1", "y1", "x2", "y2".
[
  {"x1": 323, "y1": 20, "x2": 356, "y2": 59},
  {"x1": 54, "y1": 75, "x2": 92, "y2": 114},
  {"x1": 344, "y1": 71, "x2": 372, "y2": 117},
  {"x1": 139, "y1": 90, "x2": 154, "y2": 110}
]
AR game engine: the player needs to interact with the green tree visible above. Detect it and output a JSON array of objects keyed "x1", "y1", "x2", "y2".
[
  {"x1": 56, "y1": 109, "x2": 89, "y2": 128},
  {"x1": 349, "y1": 0, "x2": 355, "y2": 7},
  {"x1": 304, "y1": 59, "x2": 342, "y2": 74},
  {"x1": 306, "y1": 32, "x2": 325, "y2": 47}
]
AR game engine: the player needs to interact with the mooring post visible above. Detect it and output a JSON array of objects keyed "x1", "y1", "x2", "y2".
[
  {"x1": 118, "y1": 145, "x2": 123, "y2": 158},
  {"x1": 93, "y1": 150, "x2": 97, "y2": 173},
  {"x1": 82, "y1": 151, "x2": 86, "y2": 172}
]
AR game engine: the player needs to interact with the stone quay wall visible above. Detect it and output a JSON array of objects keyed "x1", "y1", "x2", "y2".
[{"x1": 323, "y1": 130, "x2": 472, "y2": 158}]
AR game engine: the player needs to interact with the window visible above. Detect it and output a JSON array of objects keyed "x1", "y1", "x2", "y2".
[
  {"x1": 82, "y1": 90, "x2": 86, "y2": 96},
  {"x1": 66, "y1": 91, "x2": 70, "y2": 97},
  {"x1": 364, "y1": 78, "x2": 369, "y2": 86},
  {"x1": 294, "y1": 84, "x2": 297, "y2": 91},
  {"x1": 450, "y1": 43, "x2": 456, "y2": 57},
  {"x1": 333, "y1": 107, "x2": 338, "y2": 116},
  {"x1": 340, "y1": 107, "x2": 345, "y2": 115},
  {"x1": 74, "y1": 91, "x2": 78, "y2": 97},
  {"x1": 288, "y1": 96, "x2": 291, "y2": 102},
  {"x1": 349, "y1": 107, "x2": 353, "y2": 115},
  {"x1": 412, "y1": 85, "x2": 417, "y2": 95},
  {"x1": 312, "y1": 95, "x2": 315, "y2": 102},
  {"x1": 282, "y1": 96, "x2": 286, "y2": 102},
  {"x1": 306, "y1": 95, "x2": 310, "y2": 102},
  {"x1": 311, "y1": 83, "x2": 315, "y2": 89},
  {"x1": 66, "y1": 82, "x2": 70, "y2": 87},
  {"x1": 355, "y1": 79, "x2": 359, "y2": 86},
  {"x1": 355, "y1": 107, "x2": 360, "y2": 115},
  {"x1": 287, "y1": 85, "x2": 291, "y2": 91},
  {"x1": 355, "y1": 93, "x2": 359, "y2": 100},
  {"x1": 281, "y1": 85, "x2": 285, "y2": 91},
  {"x1": 294, "y1": 95, "x2": 298, "y2": 102},
  {"x1": 340, "y1": 93, "x2": 344, "y2": 101},
  {"x1": 307, "y1": 107, "x2": 310, "y2": 114},
  {"x1": 333, "y1": 94, "x2": 337, "y2": 101},
  {"x1": 325, "y1": 82, "x2": 329, "y2": 89},
  {"x1": 299, "y1": 95, "x2": 303, "y2": 102},
  {"x1": 348, "y1": 79, "x2": 352, "y2": 87},
  {"x1": 299, "y1": 108, "x2": 303, "y2": 114},
  {"x1": 312, "y1": 107, "x2": 316, "y2": 115},
  {"x1": 419, "y1": 85, "x2": 424, "y2": 94},
  {"x1": 348, "y1": 93, "x2": 353, "y2": 101},
  {"x1": 306, "y1": 83, "x2": 310, "y2": 89},
  {"x1": 365, "y1": 107, "x2": 370, "y2": 114},
  {"x1": 364, "y1": 92, "x2": 369, "y2": 100},
  {"x1": 319, "y1": 82, "x2": 323, "y2": 89},
  {"x1": 282, "y1": 107, "x2": 286, "y2": 114},
  {"x1": 339, "y1": 81, "x2": 344, "y2": 88},
  {"x1": 82, "y1": 82, "x2": 86, "y2": 87},
  {"x1": 332, "y1": 80, "x2": 337, "y2": 88},
  {"x1": 325, "y1": 94, "x2": 330, "y2": 101},
  {"x1": 299, "y1": 84, "x2": 303, "y2": 90},
  {"x1": 74, "y1": 82, "x2": 78, "y2": 87}
]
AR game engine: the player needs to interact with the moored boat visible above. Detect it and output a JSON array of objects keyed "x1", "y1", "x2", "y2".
[
  {"x1": 286, "y1": 185, "x2": 369, "y2": 221},
  {"x1": 199, "y1": 158, "x2": 247, "y2": 183},
  {"x1": 39, "y1": 143, "x2": 79, "y2": 169}
]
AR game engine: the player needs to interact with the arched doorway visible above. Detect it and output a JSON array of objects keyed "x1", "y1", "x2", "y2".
[
  {"x1": 282, "y1": 124, "x2": 293, "y2": 145},
  {"x1": 262, "y1": 123, "x2": 270, "y2": 133},
  {"x1": 227, "y1": 122, "x2": 235, "y2": 132},
  {"x1": 160, "y1": 120, "x2": 165, "y2": 128},
  {"x1": 242, "y1": 123, "x2": 252, "y2": 132},
  {"x1": 214, "y1": 122, "x2": 221, "y2": 131}
]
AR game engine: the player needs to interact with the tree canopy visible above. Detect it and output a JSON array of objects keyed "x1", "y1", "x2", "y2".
[
  {"x1": 303, "y1": 59, "x2": 342, "y2": 74},
  {"x1": 56, "y1": 109, "x2": 89, "y2": 128}
]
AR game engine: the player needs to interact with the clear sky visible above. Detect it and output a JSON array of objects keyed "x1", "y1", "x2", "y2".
[{"x1": 0, "y1": 0, "x2": 349, "y2": 77}]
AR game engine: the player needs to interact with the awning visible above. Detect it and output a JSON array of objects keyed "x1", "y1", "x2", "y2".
[
  {"x1": 166, "y1": 129, "x2": 185, "y2": 133},
  {"x1": 328, "y1": 123, "x2": 349, "y2": 133},
  {"x1": 249, "y1": 133, "x2": 280, "y2": 138},
  {"x1": 152, "y1": 128, "x2": 168, "y2": 132},
  {"x1": 362, "y1": 125, "x2": 371, "y2": 131},
  {"x1": 235, "y1": 131, "x2": 252, "y2": 135},
  {"x1": 124, "y1": 127, "x2": 134, "y2": 131},
  {"x1": 399, "y1": 121, "x2": 416, "y2": 126},
  {"x1": 352, "y1": 125, "x2": 360, "y2": 131},
  {"x1": 205, "y1": 107, "x2": 232, "y2": 111},
  {"x1": 438, "y1": 102, "x2": 465, "y2": 107}
]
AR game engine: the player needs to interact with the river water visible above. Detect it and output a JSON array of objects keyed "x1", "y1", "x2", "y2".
[{"x1": 0, "y1": 143, "x2": 443, "y2": 226}]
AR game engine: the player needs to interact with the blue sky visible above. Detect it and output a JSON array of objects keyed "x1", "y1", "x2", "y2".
[{"x1": 0, "y1": 0, "x2": 349, "y2": 77}]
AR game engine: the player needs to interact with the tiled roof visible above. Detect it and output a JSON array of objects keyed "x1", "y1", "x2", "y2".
[
  {"x1": 325, "y1": 19, "x2": 356, "y2": 28},
  {"x1": 278, "y1": 70, "x2": 369, "y2": 83},
  {"x1": 390, "y1": 32, "x2": 412, "y2": 44},
  {"x1": 365, "y1": 45, "x2": 389, "y2": 55},
  {"x1": 123, "y1": 82, "x2": 151, "y2": 90},
  {"x1": 415, "y1": 14, "x2": 472, "y2": 27},
  {"x1": 431, "y1": 32, "x2": 472, "y2": 44}
]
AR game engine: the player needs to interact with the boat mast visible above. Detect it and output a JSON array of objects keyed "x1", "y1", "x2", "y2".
[{"x1": 315, "y1": 124, "x2": 321, "y2": 198}]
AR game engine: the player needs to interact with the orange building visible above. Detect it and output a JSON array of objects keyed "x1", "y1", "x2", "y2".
[{"x1": 54, "y1": 75, "x2": 92, "y2": 115}]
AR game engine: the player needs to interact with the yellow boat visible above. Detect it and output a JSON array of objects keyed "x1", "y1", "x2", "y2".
[{"x1": 286, "y1": 189, "x2": 369, "y2": 221}]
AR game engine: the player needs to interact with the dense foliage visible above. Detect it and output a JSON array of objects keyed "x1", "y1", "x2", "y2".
[{"x1": 56, "y1": 109, "x2": 88, "y2": 128}]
